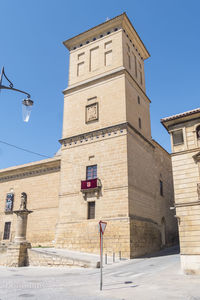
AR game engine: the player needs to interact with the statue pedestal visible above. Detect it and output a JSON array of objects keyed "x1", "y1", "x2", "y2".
[
  {"x1": 14, "y1": 209, "x2": 33, "y2": 243},
  {"x1": 6, "y1": 209, "x2": 33, "y2": 267},
  {"x1": 6, "y1": 242, "x2": 31, "y2": 267}
]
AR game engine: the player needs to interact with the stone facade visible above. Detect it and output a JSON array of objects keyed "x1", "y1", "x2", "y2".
[
  {"x1": 0, "y1": 13, "x2": 177, "y2": 260},
  {"x1": 161, "y1": 108, "x2": 200, "y2": 274},
  {"x1": 0, "y1": 157, "x2": 60, "y2": 246}
]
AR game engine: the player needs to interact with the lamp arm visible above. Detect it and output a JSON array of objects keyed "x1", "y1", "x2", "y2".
[
  {"x1": 0, "y1": 85, "x2": 31, "y2": 98},
  {"x1": 0, "y1": 67, "x2": 31, "y2": 98}
]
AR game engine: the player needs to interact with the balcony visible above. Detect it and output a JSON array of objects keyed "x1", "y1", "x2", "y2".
[{"x1": 81, "y1": 178, "x2": 101, "y2": 193}]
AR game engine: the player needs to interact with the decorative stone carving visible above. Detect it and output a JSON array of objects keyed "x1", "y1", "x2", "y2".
[{"x1": 86, "y1": 103, "x2": 98, "y2": 123}]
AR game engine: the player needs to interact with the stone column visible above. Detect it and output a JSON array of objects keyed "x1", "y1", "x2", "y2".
[
  {"x1": 6, "y1": 192, "x2": 33, "y2": 267},
  {"x1": 14, "y1": 210, "x2": 32, "y2": 243}
]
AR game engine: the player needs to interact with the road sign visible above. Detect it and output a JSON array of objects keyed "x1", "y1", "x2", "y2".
[{"x1": 99, "y1": 220, "x2": 107, "y2": 234}]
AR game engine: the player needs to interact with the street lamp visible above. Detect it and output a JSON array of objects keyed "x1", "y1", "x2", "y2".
[{"x1": 0, "y1": 67, "x2": 34, "y2": 122}]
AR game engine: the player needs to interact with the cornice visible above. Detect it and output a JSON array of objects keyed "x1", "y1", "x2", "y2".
[
  {"x1": 63, "y1": 13, "x2": 149, "y2": 60},
  {"x1": 59, "y1": 122, "x2": 155, "y2": 151},
  {"x1": 0, "y1": 160, "x2": 60, "y2": 183},
  {"x1": 59, "y1": 122, "x2": 128, "y2": 147},
  {"x1": 171, "y1": 147, "x2": 200, "y2": 157},
  {"x1": 63, "y1": 67, "x2": 151, "y2": 105},
  {"x1": 63, "y1": 67, "x2": 125, "y2": 95}
]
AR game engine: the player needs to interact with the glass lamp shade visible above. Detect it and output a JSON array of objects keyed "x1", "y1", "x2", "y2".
[{"x1": 22, "y1": 98, "x2": 34, "y2": 122}]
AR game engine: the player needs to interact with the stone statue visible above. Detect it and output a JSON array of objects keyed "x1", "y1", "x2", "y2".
[{"x1": 20, "y1": 192, "x2": 27, "y2": 210}]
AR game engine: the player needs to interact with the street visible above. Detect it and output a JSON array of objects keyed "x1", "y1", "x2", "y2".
[{"x1": 0, "y1": 247, "x2": 199, "y2": 300}]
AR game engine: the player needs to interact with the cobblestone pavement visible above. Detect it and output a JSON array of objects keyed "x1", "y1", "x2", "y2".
[{"x1": 0, "y1": 247, "x2": 199, "y2": 300}]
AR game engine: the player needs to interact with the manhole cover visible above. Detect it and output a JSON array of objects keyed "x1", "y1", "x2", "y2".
[{"x1": 18, "y1": 294, "x2": 34, "y2": 298}]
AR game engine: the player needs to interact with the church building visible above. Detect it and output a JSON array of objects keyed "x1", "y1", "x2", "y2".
[{"x1": 0, "y1": 13, "x2": 177, "y2": 258}]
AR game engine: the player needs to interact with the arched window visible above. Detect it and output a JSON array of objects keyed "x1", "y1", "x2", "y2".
[{"x1": 196, "y1": 125, "x2": 200, "y2": 139}]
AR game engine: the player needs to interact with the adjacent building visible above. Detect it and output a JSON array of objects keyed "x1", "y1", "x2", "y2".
[
  {"x1": 161, "y1": 108, "x2": 200, "y2": 274},
  {"x1": 0, "y1": 13, "x2": 177, "y2": 259}
]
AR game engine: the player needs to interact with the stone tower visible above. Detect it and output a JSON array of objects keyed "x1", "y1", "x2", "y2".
[{"x1": 55, "y1": 13, "x2": 177, "y2": 258}]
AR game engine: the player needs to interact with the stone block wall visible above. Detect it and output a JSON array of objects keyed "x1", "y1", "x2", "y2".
[
  {"x1": 56, "y1": 217, "x2": 130, "y2": 258},
  {"x1": 0, "y1": 158, "x2": 60, "y2": 246},
  {"x1": 130, "y1": 217, "x2": 161, "y2": 257}
]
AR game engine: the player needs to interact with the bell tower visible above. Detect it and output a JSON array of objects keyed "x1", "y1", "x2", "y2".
[
  {"x1": 55, "y1": 13, "x2": 177, "y2": 257},
  {"x1": 61, "y1": 12, "x2": 151, "y2": 141}
]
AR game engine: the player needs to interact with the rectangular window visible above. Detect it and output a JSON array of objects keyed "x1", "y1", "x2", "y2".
[
  {"x1": 172, "y1": 130, "x2": 184, "y2": 145},
  {"x1": 5, "y1": 193, "x2": 14, "y2": 212},
  {"x1": 105, "y1": 50, "x2": 112, "y2": 66},
  {"x1": 104, "y1": 41, "x2": 112, "y2": 50},
  {"x1": 128, "y1": 54, "x2": 131, "y2": 69},
  {"x1": 160, "y1": 180, "x2": 163, "y2": 196},
  {"x1": 86, "y1": 165, "x2": 97, "y2": 180},
  {"x1": 88, "y1": 202, "x2": 95, "y2": 219},
  {"x1": 78, "y1": 52, "x2": 85, "y2": 60},
  {"x1": 139, "y1": 118, "x2": 142, "y2": 129},
  {"x1": 3, "y1": 222, "x2": 11, "y2": 240},
  {"x1": 77, "y1": 62, "x2": 84, "y2": 76},
  {"x1": 90, "y1": 47, "x2": 99, "y2": 71},
  {"x1": 140, "y1": 70, "x2": 143, "y2": 85},
  {"x1": 134, "y1": 54, "x2": 137, "y2": 78}
]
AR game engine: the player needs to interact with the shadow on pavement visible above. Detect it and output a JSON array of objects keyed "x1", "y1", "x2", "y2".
[{"x1": 140, "y1": 245, "x2": 180, "y2": 259}]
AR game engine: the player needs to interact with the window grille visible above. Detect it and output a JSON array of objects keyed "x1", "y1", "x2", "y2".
[
  {"x1": 3, "y1": 222, "x2": 11, "y2": 240},
  {"x1": 88, "y1": 202, "x2": 95, "y2": 219},
  {"x1": 172, "y1": 130, "x2": 184, "y2": 145}
]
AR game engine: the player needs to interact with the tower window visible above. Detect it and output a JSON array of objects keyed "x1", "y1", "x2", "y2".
[
  {"x1": 139, "y1": 118, "x2": 142, "y2": 129},
  {"x1": 86, "y1": 165, "x2": 97, "y2": 180},
  {"x1": 140, "y1": 71, "x2": 143, "y2": 85},
  {"x1": 88, "y1": 202, "x2": 95, "y2": 219},
  {"x1": 172, "y1": 130, "x2": 184, "y2": 145},
  {"x1": 196, "y1": 125, "x2": 200, "y2": 139},
  {"x1": 138, "y1": 96, "x2": 140, "y2": 104},
  {"x1": 160, "y1": 180, "x2": 163, "y2": 196},
  {"x1": 3, "y1": 222, "x2": 11, "y2": 240},
  {"x1": 134, "y1": 54, "x2": 137, "y2": 78}
]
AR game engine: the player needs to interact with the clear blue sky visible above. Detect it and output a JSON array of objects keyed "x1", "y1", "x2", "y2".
[{"x1": 0, "y1": 0, "x2": 200, "y2": 169}]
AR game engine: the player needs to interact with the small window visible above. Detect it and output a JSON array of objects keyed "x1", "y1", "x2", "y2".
[
  {"x1": 140, "y1": 71, "x2": 143, "y2": 85},
  {"x1": 88, "y1": 202, "x2": 95, "y2": 219},
  {"x1": 196, "y1": 125, "x2": 200, "y2": 139},
  {"x1": 139, "y1": 118, "x2": 142, "y2": 129},
  {"x1": 138, "y1": 96, "x2": 140, "y2": 104},
  {"x1": 172, "y1": 130, "x2": 184, "y2": 145},
  {"x1": 3, "y1": 222, "x2": 11, "y2": 240},
  {"x1": 160, "y1": 180, "x2": 163, "y2": 196},
  {"x1": 134, "y1": 54, "x2": 137, "y2": 78},
  {"x1": 86, "y1": 165, "x2": 97, "y2": 180}
]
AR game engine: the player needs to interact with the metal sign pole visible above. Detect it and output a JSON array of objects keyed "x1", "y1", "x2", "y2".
[
  {"x1": 99, "y1": 220, "x2": 107, "y2": 291},
  {"x1": 100, "y1": 229, "x2": 103, "y2": 291}
]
